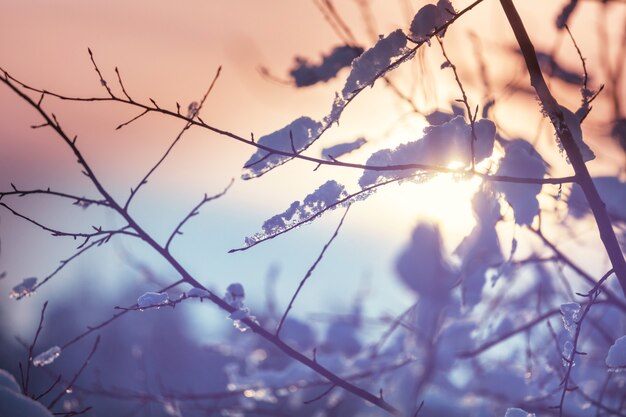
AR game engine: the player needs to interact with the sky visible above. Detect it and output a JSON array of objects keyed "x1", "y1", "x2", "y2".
[{"x1": 1, "y1": 0, "x2": 625, "y2": 344}]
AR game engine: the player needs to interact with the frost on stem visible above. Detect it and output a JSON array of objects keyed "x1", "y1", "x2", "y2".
[
  {"x1": 494, "y1": 140, "x2": 546, "y2": 225},
  {"x1": 555, "y1": 105, "x2": 595, "y2": 163},
  {"x1": 359, "y1": 116, "x2": 496, "y2": 188},
  {"x1": 321, "y1": 137, "x2": 367, "y2": 160},
  {"x1": 560, "y1": 302, "x2": 581, "y2": 336},
  {"x1": 224, "y1": 283, "x2": 257, "y2": 332},
  {"x1": 32, "y1": 346, "x2": 62, "y2": 367},
  {"x1": 560, "y1": 302, "x2": 581, "y2": 367},
  {"x1": 137, "y1": 292, "x2": 169, "y2": 309},
  {"x1": 242, "y1": 117, "x2": 323, "y2": 179},
  {"x1": 409, "y1": 0, "x2": 455, "y2": 42},
  {"x1": 242, "y1": 180, "x2": 348, "y2": 247},
  {"x1": 290, "y1": 45, "x2": 364, "y2": 87},
  {"x1": 9, "y1": 277, "x2": 37, "y2": 299},
  {"x1": 606, "y1": 335, "x2": 626, "y2": 370}
]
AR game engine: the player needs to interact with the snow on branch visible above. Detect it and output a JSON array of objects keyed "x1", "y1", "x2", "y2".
[
  {"x1": 242, "y1": 117, "x2": 323, "y2": 179},
  {"x1": 359, "y1": 116, "x2": 496, "y2": 188},
  {"x1": 239, "y1": 180, "x2": 349, "y2": 249}
]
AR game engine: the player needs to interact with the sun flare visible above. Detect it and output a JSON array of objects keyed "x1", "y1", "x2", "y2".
[{"x1": 386, "y1": 171, "x2": 483, "y2": 247}]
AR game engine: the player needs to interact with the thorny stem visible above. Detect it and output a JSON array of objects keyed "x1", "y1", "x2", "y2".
[{"x1": 499, "y1": 0, "x2": 626, "y2": 297}]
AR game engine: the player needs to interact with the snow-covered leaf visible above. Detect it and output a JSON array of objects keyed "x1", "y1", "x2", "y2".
[
  {"x1": 225, "y1": 283, "x2": 245, "y2": 308},
  {"x1": 396, "y1": 223, "x2": 456, "y2": 298},
  {"x1": 242, "y1": 117, "x2": 323, "y2": 179},
  {"x1": 409, "y1": 0, "x2": 455, "y2": 42},
  {"x1": 455, "y1": 190, "x2": 503, "y2": 309},
  {"x1": 505, "y1": 408, "x2": 535, "y2": 417},
  {"x1": 187, "y1": 287, "x2": 210, "y2": 298},
  {"x1": 359, "y1": 116, "x2": 496, "y2": 188},
  {"x1": 425, "y1": 104, "x2": 465, "y2": 125},
  {"x1": 242, "y1": 180, "x2": 348, "y2": 247},
  {"x1": 494, "y1": 140, "x2": 546, "y2": 225},
  {"x1": 560, "y1": 302, "x2": 581, "y2": 335},
  {"x1": 341, "y1": 30, "x2": 409, "y2": 98},
  {"x1": 0, "y1": 369, "x2": 20, "y2": 393},
  {"x1": 290, "y1": 45, "x2": 363, "y2": 87},
  {"x1": 137, "y1": 292, "x2": 169, "y2": 309},
  {"x1": 9, "y1": 277, "x2": 37, "y2": 299},
  {"x1": 606, "y1": 335, "x2": 626, "y2": 369},
  {"x1": 556, "y1": 0, "x2": 578, "y2": 29},
  {"x1": 0, "y1": 385, "x2": 54, "y2": 417},
  {"x1": 32, "y1": 346, "x2": 61, "y2": 367},
  {"x1": 321, "y1": 137, "x2": 367, "y2": 159},
  {"x1": 568, "y1": 177, "x2": 626, "y2": 221}
]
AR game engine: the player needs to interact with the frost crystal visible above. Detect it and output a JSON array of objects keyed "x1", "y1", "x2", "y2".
[
  {"x1": 606, "y1": 335, "x2": 626, "y2": 369},
  {"x1": 560, "y1": 302, "x2": 581, "y2": 335},
  {"x1": 243, "y1": 180, "x2": 348, "y2": 247},
  {"x1": 562, "y1": 340, "x2": 575, "y2": 367},
  {"x1": 359, "y1": 116, "x2": 496, "y2": 188},
  {"x1": 321, "y1": 137, "x2": 367, "y2": 160},
  {"x1": 242, "y1": 117, "x2": 323, "y2": 179},
  {"x1": 10, "y1": 277, "x2": 37, "y2": 299},
  {"x1": 187, "y1": 287, "x2": 210, "y2": 298},
  {"x1": 494, "y1": 140, "x2": 546, "y2": 225},
  {"x1": 137, "y1": 292, "x2": 169, "y2": 309},
  {"x1": 32, "y1": 346, "x2": 62, "y2": 367},
  {"x1": 504, "y1": 408, "x2": 535, "y2": 417}
]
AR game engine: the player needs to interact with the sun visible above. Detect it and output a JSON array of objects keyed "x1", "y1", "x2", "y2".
[{"x1": 379, "y1": 166, "x2": 483, "y2": 248}]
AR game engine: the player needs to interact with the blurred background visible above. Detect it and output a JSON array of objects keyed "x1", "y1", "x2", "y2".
[{"x1": 1, "y1": 0, "x2": 625, "y2": 415}]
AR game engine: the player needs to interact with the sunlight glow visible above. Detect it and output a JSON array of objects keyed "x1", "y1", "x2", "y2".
[{"x1": 379, "y1": 170, "x2": 483, "y2": 248}]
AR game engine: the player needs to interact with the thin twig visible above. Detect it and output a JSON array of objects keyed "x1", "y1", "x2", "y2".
[
  {"x1": 48, "y1": 336, "x2": 101, "y2": 409},
  {"x1": 276, "y1": 206, "x2": 351, "y2": 336},
  {"x1": 23, "y1": 301, "x2": 49, "y2": 395},
  {"x1": 165, "y1": 179, "x2": 234, "y2": 251}
]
